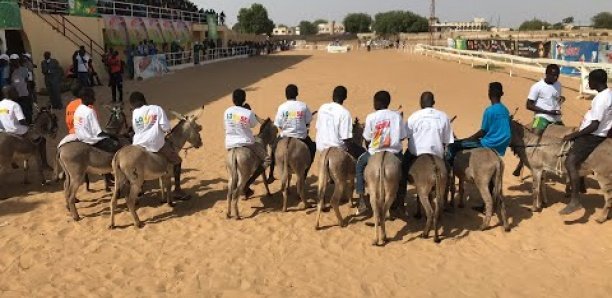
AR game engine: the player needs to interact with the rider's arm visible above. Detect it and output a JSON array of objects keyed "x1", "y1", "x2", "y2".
[
  {"x1": 564, "y1": 121, "x2": 600, "y2": 141},
  {"x1": 526, "y1": 99, "x2": 560, "y2": 116},
  {"x1": 465, "y1": 129, "x2": 485, "y2": 141},
  {"x1": 13, "y1": 104, "x2": 28, "y2": 127},
  {"x1": 158, "y1": 107, "x2": 171, "y2": 133}
]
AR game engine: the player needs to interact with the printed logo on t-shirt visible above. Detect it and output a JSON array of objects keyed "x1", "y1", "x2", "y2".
[
  {"x1": 0, "y1": 108, "x2": 9, "y2": 115},
  {"x1": 226, "y1": 112, "x2": 250, "y2": 125},
  {"x1": 134, "y1": 113, "x2": 158, "y2": 129},
  {"x1": 281, "y1": 110, "x2": 304, "y2": 120},
  {"x1": 74, "y1": 116, "x2": 84, "y2": 126},
  {"x1": 371, "y1": 120, "x2": 391, "y2": 149}
]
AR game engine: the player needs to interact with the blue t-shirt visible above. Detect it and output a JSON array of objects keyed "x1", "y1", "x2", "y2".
[{"x1": 480, "y1": 102, "x2": 511, "y2": 156}]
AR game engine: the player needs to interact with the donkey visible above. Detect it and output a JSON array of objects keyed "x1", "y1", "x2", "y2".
[
  {"x1": 275, "y1": 137, "x2": 313, "y2": 212},
  {"x1": 0, "y1": 107, "x2": 58, "y2": 186},
  {"x1": 314, "y1": 118, "x2": 365, "y2": 229},
  {"x1": 225, "y1": 118, "x2": 277, "y2": 220},
  {"x1": 365, "y1": 151, "x2": 402, "y2": 246},
  {"x1": 408, "y1": 154, "x2": 448, "y2": 243},
  {"x1": 451, "y1": 148, "x2": 510, "y2": 231},
  {"x1": 109, "y1": 109, "x2": 203, "y2": 229},
  {"x1": 510, "y1": 120, "x2": 612, "y2": 222}
]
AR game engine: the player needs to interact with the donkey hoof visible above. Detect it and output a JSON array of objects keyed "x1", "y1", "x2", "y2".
[
  {"x1": 314, "y1": 225, "x2": 321, "y2": 231},
  {"x1": 480, "y1": 224, "x2": 489, "y2": 231},
  {"x1": 504, "y1": 226, "x2": 512, "y2": 232},
  {"x1": 235, "y1": 216, "x2": 242, "y2": 221},
  {"x1": 226, "y1": 213, "x2": 231, "y2": 219},
  {"x1": 596, "y1": 216, "x2": 608, "y2": 224},
  {"x1": 434, "y1": 237, "x2": 441, "y2": 244},
  {"x1": 168, "y1": 202, "x2": 176, "y2": 208},
  {"x1": 72, "y1": 215, "x2": 81, "y2": 222},
  {"x1": 108, "y1": 224, "x2": 115, "y2": 230},
  {"x1": 135, "y1": 222, "x2": 144, "y2": 229},
  {"x1": 420, "y1": 233, "x2": 428, "y2": 239}
]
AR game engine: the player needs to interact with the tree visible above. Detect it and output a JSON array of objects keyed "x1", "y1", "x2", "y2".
[
  {"x1": 562, "y1": 16, "x2": 574, "y2": 24},
  {"x1": 299, "y1": 20, "x2": 317, "y2": 35},
  {"x1": 234, "y1": 3, "x2": 275, "y2": 34},
  {"x1": 518, "y1": 18, "x2": 551, "y2": 31},
  {"x1": 551, "y1": 22, "x2": 565, "y2": 30},
  {"x1": 592, "y1": 12, "x2": 612, "y2": 29},
  {"x1": 372, "y1": 10, "x2": 429, "y2": 35},
  {"x1": 343, "y1": 13, "x2": 372, "y2": 33}
]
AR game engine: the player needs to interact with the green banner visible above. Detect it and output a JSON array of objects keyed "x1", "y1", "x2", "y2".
[
  {"x1": 0, "y1": 1, "x2": 22, "y2": 30},
  {"x1": 69, "y1": 0, "x2": 100, "y2": 17},
  {"x1": 206, "y1": 14, "x2": 218, "y2": 41}
]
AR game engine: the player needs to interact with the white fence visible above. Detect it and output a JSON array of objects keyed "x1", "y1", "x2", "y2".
[{"x1": 415, "y1": 44, "x2": 612, "y2": 97}]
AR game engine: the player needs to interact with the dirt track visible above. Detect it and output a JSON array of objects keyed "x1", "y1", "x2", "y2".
[{"x1": 0, "y1": 50, "x2": 610, "y2": 297}]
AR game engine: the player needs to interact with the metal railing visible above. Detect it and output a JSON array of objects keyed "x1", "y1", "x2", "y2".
[{"x1": 22, "y1": 0, "x2": 219, "y2": 23}]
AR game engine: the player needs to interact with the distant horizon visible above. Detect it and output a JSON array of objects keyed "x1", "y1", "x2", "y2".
[{"x1": 194, "y1": 0, "x2": 612, "y2": 29}]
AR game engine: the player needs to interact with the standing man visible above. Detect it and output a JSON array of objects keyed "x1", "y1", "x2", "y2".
[
  {"x1": 9, "y1": 54, "x2": 33, "y2": 124},
  {"x1": 315, "y1": 85, "x2": 364, "y2": 159},
  {"x1": 268, "y1": 84, "x2": 315, "y2": 182},
  {"x1": 561, "y1": 69, "x2": 611, "y2": 215},
  {"x1": 74, "y1": 46, "x2": 90, "y2": 87},
  {"x1": 224, "y1": 89, "x2": 270, "y2": 197},
  {"x1": 130, "y1": 91, "x2": 189, "y2": 200},
  {"x1": 41, "y1": 51, "x2": 63, "y2": 110},
  {"x1": 355, "y1": 91, "x2": 407, "y2": 215},
  {"x1": 0, "y1": 54, "x2": 9, "y2": 89},
  {"x1": 107, "y1": 50, "x2": 123, "y2": 103},
  {"x1": 447, "y1": 82, "x2": 511, "y2": 163},
  {"x1": 22, "y1": 54, "x2": 37, "y2": 102}
]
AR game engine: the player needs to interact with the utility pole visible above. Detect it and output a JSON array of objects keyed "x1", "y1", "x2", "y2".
[{"x1": 429, "y1": 0, "x2": 436, "y2": 45}]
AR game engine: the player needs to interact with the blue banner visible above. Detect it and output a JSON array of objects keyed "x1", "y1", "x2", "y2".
[{"x1": 552, "y1": 41, "x2": 600, "y2": 76}]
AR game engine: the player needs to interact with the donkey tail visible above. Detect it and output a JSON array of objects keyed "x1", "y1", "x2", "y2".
[{"x1": 318, "y1": 148, "x2": 331, "y2": 202}]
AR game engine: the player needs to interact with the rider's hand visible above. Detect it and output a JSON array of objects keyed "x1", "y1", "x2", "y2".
[{"x1": 563, "y1": 133, "x2": 575, "y2": 142}]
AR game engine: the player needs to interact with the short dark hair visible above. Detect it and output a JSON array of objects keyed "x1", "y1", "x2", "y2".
[
  {"x1": 420, "y1": 91, "x2": 435, "y2": 108},
  {"x1": 546, "y1": 64, "x2": 560, "y2": 74},
  {"x1": 129, "y1": 91, "x2": 147, "y2": 106},
  {"x1": 373, "y1": 91, "x2": 391, "y2": 109},
  {"x1": 589, "y1": 69, "x2": 608, "y2": 85},
  {"x1": 232, "y1": 88, "x2": 246, "y2": 106},
  {"x1": 332, "y1": 86, "x2": 347, "y2": 103},
  {"x1": 285, "y1": 84, "x2": 298, "y2": 99},
  {"x1": 489, "y1": 82, "x2": 504, "y2": 98},
  {"x1": 80, "y1": 87, "x2": 95, "y2": 105}
]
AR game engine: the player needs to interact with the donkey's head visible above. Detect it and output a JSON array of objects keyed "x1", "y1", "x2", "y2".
[
  {"x1": 258, "y1": 117, "x2": 277, "y2": 146},
  {"x1": 352, "y1": 117, "x2": 365, "y2": 147},
  {"x1": 33, "y1": 105, "x2": 58, "y2": 139},
  {"x1": 104, "y1": 102, "x2": 128, "y2": 134},
  {"x1": 169, "y1": 108, "x2": 204, "y2": 149}
]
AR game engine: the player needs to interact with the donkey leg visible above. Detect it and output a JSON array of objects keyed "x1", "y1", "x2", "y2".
[
  {"x1": 496, "y1": 195, "x2": 511, "y2": 232},
  {"x1": 531, "y1": 170, "x2": 543, "y2": 212},
  {"x1": 127, "y1": 184, "x2": 143, "y2": 229},
  {"x1": 296, "y1": 173, "x2": 310, "y2": 210},
  {"x1": 226, "y1": 179, "x2": 234, "y2": 219},
  {"x1": 477, "y1": 182, "x2": 494, "y2": 231},
  {"x1": 596, "y1": 177, "x2": 612, "y2": 224},
  {"x1": 457, "y1": 178, "x2": 465, "y2": 208},
  {"x1": 164, "y1": 175, "x2": 174, "y2": 207},
  {"x1": 68, "y1": 177, "x2": 84, "y2": 221},
  {"x1": 23, "y1": 160, "x2": 30, "y2": 185},
  {"x1": 281, "y1": 172, "x2": 291, "y2": 212},
  {"x1": 233, "y1": 174, "x2": 246, "y2": 220},
  {"x1": 331, "y1": 184, "x2": 345, "y2": 227},
  {"x1": 109, "y1": 182, "x2": 120, "y2": 229},
  {"x1": 418, "y1": 191, "x2": 434, "y2": 239},
  {"x1": 370, "y1": 196, "x2": 382, "y2": 246}
]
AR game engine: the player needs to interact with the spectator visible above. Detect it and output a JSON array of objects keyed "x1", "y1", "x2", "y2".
[
  {"x1": 41, "y1": 51, "x2": 63, "y2": 110},
  {"x1": 9, "y1": 54, "x2": 33, "y2": 124},
  {"x1": 107, "y1": 50, "x2": 124, "y2": 103},
  {"x1": 124, "y1": 44, "x2": 136, "y2": 79},
  {"x1": 74, "y1": 46, "x2": 90, "y2": 87},
  {"x1": 22, "y1": 53, "x2": 37, "y2": 102},
  {"x1": 0, "y1": 54, "x2": 9, "y2": 89}
]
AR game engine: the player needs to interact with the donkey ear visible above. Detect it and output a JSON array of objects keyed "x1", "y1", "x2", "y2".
[
  {"x1": 193, "y1": 105, "x2": 205, "y2": 119},
  {"x1": 168, "y1": 110, "x2": 186, "y2": 120}
]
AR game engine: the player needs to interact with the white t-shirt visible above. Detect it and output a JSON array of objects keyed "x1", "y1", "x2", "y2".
[
  {"x1": 132, "y1": 105, "x2": 171, "y2": 152},
  {"x1": 224, "y1": 106, "x2": 258, "y2": 149},
  {"x1": 76, "y1": 53, "x2": 90, "y2": 73},
  {"x1": 528, "y1": 79, "x2": 563, "y2": 122},
  {"x1": 274, "y1": 100, "x2": 312, "y2": 139},
  {"x1": 363, "y1": 109, "x2": 407, "y2": 154},
  {"x1": 74, "y1": 104, "x2": 104, "y2": 144},
  {"x1": 0, "y1": 99, "x2": 29, "y2": 135},
  {"x1": 406, "y1": 108, "x2": 454, "y2": 158},
  {"x1": 580, "y1": 88, "x2": 612, "y2": 137},
  {"x1": 315, "y1": 102, "x2": 352, "y2": 151}
]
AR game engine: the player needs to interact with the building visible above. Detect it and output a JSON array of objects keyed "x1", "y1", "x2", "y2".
[
  {"x1": 431, "y1": 18, "x2": 489, "y2": 32},
  {"x1": 272, "y1": 25, "x2": 300, "y2": 36},
  {"x1": 317, "y1": 21, "x2": 345, "y2": 35}
]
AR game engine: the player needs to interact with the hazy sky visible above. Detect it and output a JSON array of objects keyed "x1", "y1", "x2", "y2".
[{"x1": 193, "y1": 0, "x2": 612, "y2": 28}]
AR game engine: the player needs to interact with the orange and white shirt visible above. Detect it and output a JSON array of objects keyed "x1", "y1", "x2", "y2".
[
  {"x1": 363, "y1": 109, "x2": 406, "y2": 154},
  {"x1": 74, "y1": 104, "x2": 104, "y2": 144}
]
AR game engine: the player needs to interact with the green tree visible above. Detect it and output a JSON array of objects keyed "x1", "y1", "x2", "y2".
[
  {"x1": 343, "y1": 13, "x2": 372, "y2": 33},
  {"x1": 372, "y1": 10, "x2": 429, "y2": 35},
  {"x1": 562, "y1": 16, "x2": 574, "y2": 24},
  {"x1": 299, "y1": 20, "x2": 317, "y2": 35},
  {"x1": 234, "y1": 3, "x2": 275, "y2": 34},
  {"x1": 592, "y1": 12, "x2": 612, "y2": 29},
  {"x1": 518, "y1": 18, "x2": 551, "y2": 31}
]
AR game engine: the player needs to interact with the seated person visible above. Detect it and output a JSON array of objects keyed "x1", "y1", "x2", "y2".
[{"x1": 73, "y1": 87, "x2": 120, "y2": 153}]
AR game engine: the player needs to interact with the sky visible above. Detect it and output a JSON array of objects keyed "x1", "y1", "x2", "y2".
[{"x1": 193, "y1": 0, "x2": 612, "y2": 28}]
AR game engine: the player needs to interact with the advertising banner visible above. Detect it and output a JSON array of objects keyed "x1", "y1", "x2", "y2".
[
  {"x1": 172, "y1": 21, "x2": 191, "y2": 43},
  {"x1": 552, "y1": 41, "x2": 599, "y2": 75},
  {"x1": 206, "y1": 14, "x2": 218, "y2": 41},
  {"x1": 490, "y1": 40, "x2": 514, "y2": 55},
  {"x1": 103, "y1": 15, "x2": 128, "y2": 46},
  {"x1": 455, "y1": 39, "x2": 466, "y2": 50},
  {"x1": 125, "y1": 16, "x2": 149, "y2": 45},
  {"x1": 0, "y1": 0, "x2": 22, "y2": 29},
  {"x1": 134, "y1": 54, "x2": 169, "y2": 79},
  {"x1": 143, "y1": 18, "x2": 164, "y2": 44},
  {"x1": 598, "y1": 42, "x2": 612, "y2": 64},
  {"x1": 160, "y1": 19, "x2": 177, "y2": 44},
  {"x1": 516, "y1": 41, "x2": 551, "y2": 58},
  {"x1": 68, "y1": 0, "x2": 99, "y2": 17},
  {"x1": 447, "y1": 38, "x2": 455, "y2": 49}
]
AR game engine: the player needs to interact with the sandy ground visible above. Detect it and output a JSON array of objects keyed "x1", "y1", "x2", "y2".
[{"x1": 1, "y1": 49, "x2": 611, "y2": 297}]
